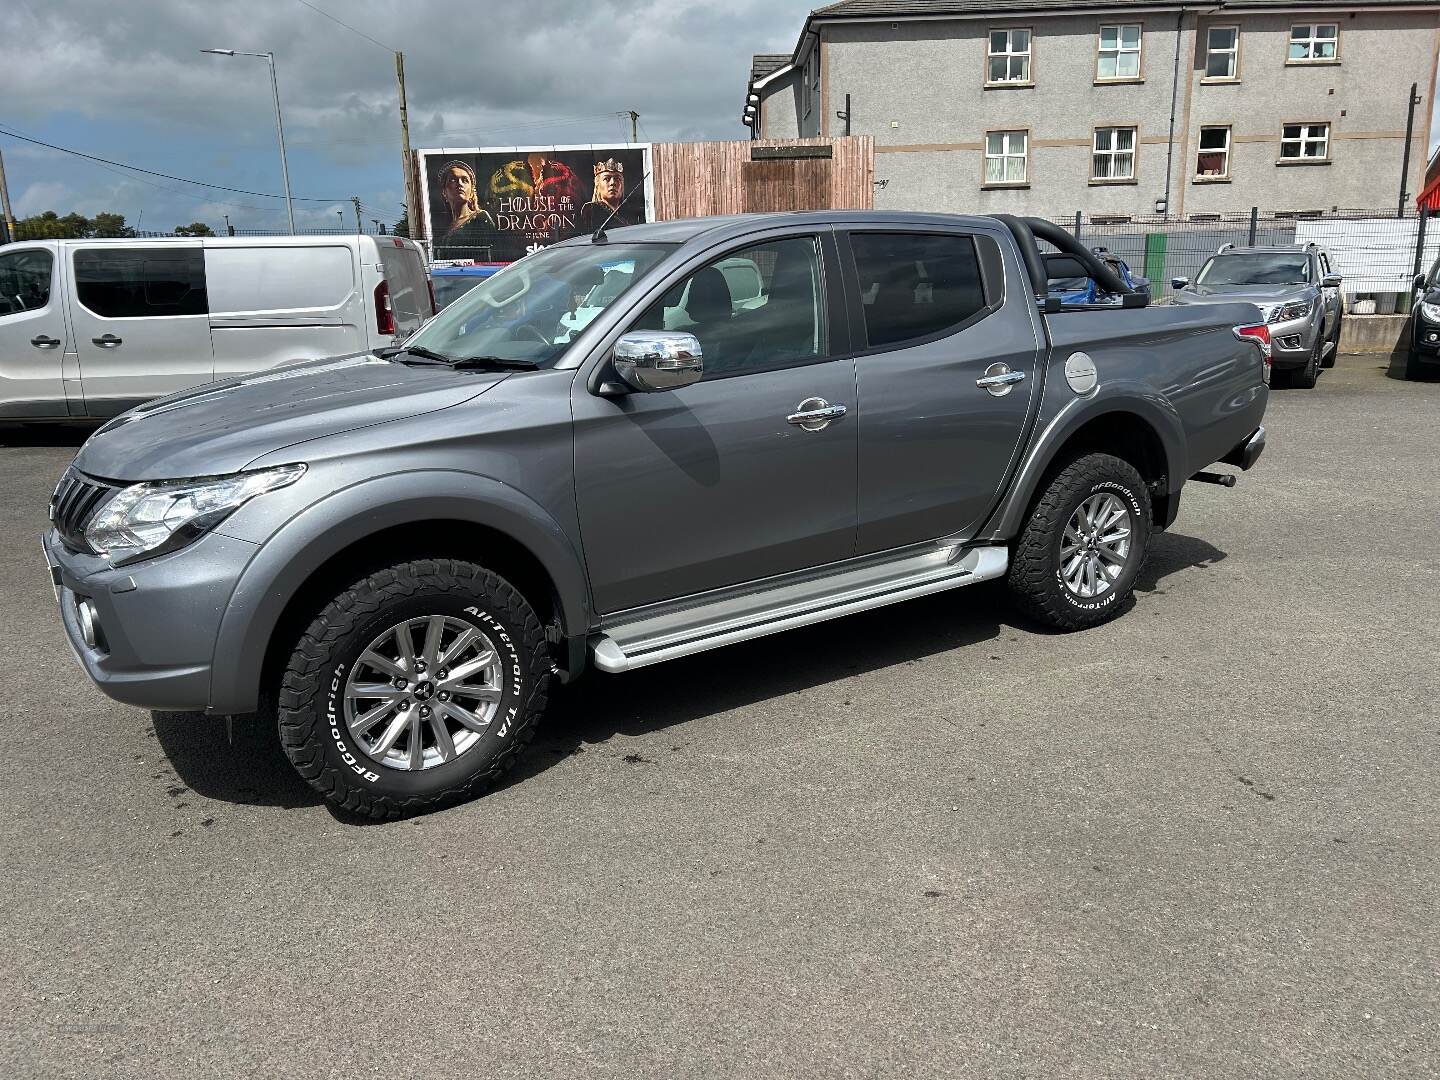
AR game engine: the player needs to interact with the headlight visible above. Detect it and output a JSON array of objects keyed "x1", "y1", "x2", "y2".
[
  {"x1": 85, "y1": 464, "x2": 306, "y2": 564},
  {"x1": 1420, "y1": 301, "x2": 1440, "y2": 323},
  {"x1": 1267, "y1": 300, "x2": 1312, "y2": 324}
]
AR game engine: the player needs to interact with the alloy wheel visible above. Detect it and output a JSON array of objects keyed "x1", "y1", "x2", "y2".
[
  {"x1": 1060, "y1": 493, "x2": 1133, "y2": 599},
  {"x1": 343, "y1": 615, "x2": 504, "y2": 771}
]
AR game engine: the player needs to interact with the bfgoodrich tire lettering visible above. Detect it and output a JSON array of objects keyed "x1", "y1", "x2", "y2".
[
  {"x1": 277, "y1": 559, "x2": 550, "y2": 819},
  {"x1": 1006, "y1": 453, "x2": 1152, "y2": 631}
]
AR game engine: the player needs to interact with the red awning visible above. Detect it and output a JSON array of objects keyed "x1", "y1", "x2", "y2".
[{"x1": 1419, "y1": 172, "x2": 1440, "y2": 212}]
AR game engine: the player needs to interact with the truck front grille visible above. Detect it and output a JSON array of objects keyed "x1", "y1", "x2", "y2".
[{"x1": 50, "y1": 470, "x2": 115, "y2": 553}]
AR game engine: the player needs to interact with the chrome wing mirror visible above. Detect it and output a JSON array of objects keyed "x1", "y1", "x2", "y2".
[{"x1": 611, "y1": 331, "x2": 703, "y2": 393}]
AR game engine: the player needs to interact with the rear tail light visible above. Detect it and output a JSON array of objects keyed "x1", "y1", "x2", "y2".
[
  {"x1": 374, "y1": 280, "x2": 395, "y2": 336},
  {"x1": 1233, "y1": 323, "x2": 1271, "y2": 359},
  {"x1": 427, "y1": 278, "x2": 438, "y2": 316}
]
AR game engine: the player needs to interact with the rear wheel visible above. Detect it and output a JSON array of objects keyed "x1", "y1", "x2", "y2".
[
  {"x1": 276, "y1": 559, "x2": 551, "y2": 819},
  {"x1": 1006, "y1": 453, "x2": 1152, "y2": 631}
]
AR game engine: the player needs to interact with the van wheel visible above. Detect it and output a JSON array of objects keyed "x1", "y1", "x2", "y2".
[
  {"x1": 1006, "y1": 453, "x2": 1152, "y2": 631},
  {"x1": 276, "y1": 559, "x2": 551, "y2": 819}
]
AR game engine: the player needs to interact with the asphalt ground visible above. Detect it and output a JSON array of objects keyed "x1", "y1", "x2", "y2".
[{"x1": 1, "y1": 353, "x2": 1437, "y2": 1079}]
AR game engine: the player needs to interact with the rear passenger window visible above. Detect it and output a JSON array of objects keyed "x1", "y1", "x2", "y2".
[
  {"x1": 75, "y1": 248, "x2": 207, "y2": 318},
  {"x1": 849, "y1": 233, "x2": 987, "y2": 349}
]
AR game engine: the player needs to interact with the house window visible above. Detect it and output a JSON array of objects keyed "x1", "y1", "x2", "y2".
[
  {"x1": 1097, "y1": 24, "x2": 1142, "y2": 80},
  {"x1": 1289, "y1": 24, "x2": 1338, "y2": 62},
  {"x1": 987, "y1": 29, "x2": 1031, "y2": 83},
  {"x1": 803, "y1": 53, "x2": 814, "y2": 118},
  {"x1": 1092, "y1": 127, "x2": 1137, "y2": 180},
  {"x1": 1196, "y1": 126, "x2": 1230, "y2": 178},
  {"x1": 1205, "y1": 26, "x2": 1239, "y2": 79},
  {"x1": 1281, "y1": 122, "x2": 1330, "y2": 160},
  {"x1": 984, "y1": 130, "x2": 1028, "y2": 184}
]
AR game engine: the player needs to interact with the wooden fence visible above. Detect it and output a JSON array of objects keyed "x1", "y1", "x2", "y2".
[{"x1": 651, "y1": 136, "x2": 874, "y2": 220}]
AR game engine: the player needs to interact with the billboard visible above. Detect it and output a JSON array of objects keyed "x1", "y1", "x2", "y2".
[{"x1": 418, "y1": 144, "x2": 652, "y2": 263}]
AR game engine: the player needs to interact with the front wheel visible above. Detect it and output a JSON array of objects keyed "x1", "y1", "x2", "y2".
[
  {"x1": 276, "y1": 559, "x2": 551, "y2": 819},
  {"x1": 1006, "y1": 453, "x2": 1152, "y2": 631}
]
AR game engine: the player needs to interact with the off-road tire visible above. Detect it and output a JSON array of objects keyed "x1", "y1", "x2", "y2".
[
  {"x1": 1006, "y1": 453, "x2": 1152, "y2": 631},
  {"x1": 277, "y1": 559, "x2": 550, "y2": 819},
  {"x1": 1291, "y1": 340, "x2": 1320, "y2": 389}
]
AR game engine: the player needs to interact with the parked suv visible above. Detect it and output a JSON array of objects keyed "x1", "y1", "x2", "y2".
[
  {"x1": 1407, "y1": 255, "x2": 1440, "y2": 380},
  {"x1": 45, "y1": 213, "x2": 1268, "y2": 818},
  {"x1": 1170, "y1": 242, "x2": 1343, "y2": 388}
]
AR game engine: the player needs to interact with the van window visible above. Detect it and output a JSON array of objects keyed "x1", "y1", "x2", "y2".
[
  {"x1": 206, "y1": 246, "x2": 354, "y2": 314},
  {"x1": 849, "y1": 233, "x2": 987, "y2": 349},
  {"x1": 0, "y1": 249, "x2": 53, "y2": 315},
  {"x1": 74, "y1": 248, "x2": 207, "y2": 318},
  {"x1": 378, "y1": 242, "x2": 430, "y2": 332}
]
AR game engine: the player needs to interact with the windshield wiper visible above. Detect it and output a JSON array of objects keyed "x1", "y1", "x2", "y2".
[
  {"x1": 447, "y1": 355, "x2": 541, "y2": 371},
  {"x1": 374, "y1": 343, "x2": 455, "y2": 364}
]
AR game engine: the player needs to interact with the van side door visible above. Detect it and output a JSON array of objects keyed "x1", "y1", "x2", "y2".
[
  {"x1": 0, "y1": 244, "x2": 71, "y2": 418},
  {"x1": 67, "y1": 243, "x2": 214, "y2": 415},
  {"x1": 838, "y1": 226, "x2": 1041, "y2": 553}
]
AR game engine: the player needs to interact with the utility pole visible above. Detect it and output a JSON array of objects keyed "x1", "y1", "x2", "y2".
[
  {"x1": 351, "y1": 196, "x2": 362, "y2": 234},
  {"x1": 0, "y1": 149, "x2": 16, "y2": 244},
  {"x1": 628, "y1": 110, "x2": 639, "y2": 143},
  {"x1": 397, "y1": 51, "x2": 417, "y2": 241},
  {"x1": 1399, "y1": 81, "x2": 1422, "y2": 218}
]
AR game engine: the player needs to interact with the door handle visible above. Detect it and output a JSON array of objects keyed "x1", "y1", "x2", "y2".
[
  {"x1": 92, "y1": 334, "x2": 122, "y2": 348},
  {"x1": 786, "y1": 397, "x2": 847, "y2": 432},
  {"x1": 30, "y1": 335, "x2": 61, "y2": 350},
  {"x1": 976, "y1": 363, "x2": 1026, "y2": 397}
]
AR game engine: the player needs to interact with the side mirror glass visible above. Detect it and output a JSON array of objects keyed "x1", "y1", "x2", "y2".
[
  {"x1": 1321, "y1": 273, "x2": 1342, "y2": 288},
  {"x1": 1170, "y1": 277, "x2": 1190, "y2": 290},
  {"x1": 612, "y1": 331, "x2": 703, "y2": 393}
]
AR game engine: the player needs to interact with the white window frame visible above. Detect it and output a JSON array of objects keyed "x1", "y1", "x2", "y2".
[
  {"x1": 1204, "y1": 25, "x2": 1239, "y2": 80},
  {"x1": 1092, "y1": 126, "x2": 1137, "y2": 181},
  {"x1": 1280, "y1": 122, "x2": 1330, "y2": 161},
  {"x1": 986, "y1": 28, "x2": 1032, "y2": 85},
  {"x1": 1288, "y1": 24, "x2": 1339, "y2": 62},
  {"x1": 1097, "y1": 24, "x2": 1142, "y2": 81},
  {"x1": 1195, "y1": 125, "x2": 1231, "y2": 179},
  {"x1": 984, "y1": 130, "x2": 1028, "y2": 185}
]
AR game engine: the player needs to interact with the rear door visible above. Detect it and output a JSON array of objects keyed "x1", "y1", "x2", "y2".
[
  {"x1": 376, "y1": 238, "x2": 431, "y2": 340},
  {"x1": 839, "y1": 226, "x2": 1041, "y2": 553},
  {"x1": 0, "y1": 244, "x2": 70, "y2": 417},
  {"x1": 68, "y1": 243, "x2": 214, "y2": 415}
]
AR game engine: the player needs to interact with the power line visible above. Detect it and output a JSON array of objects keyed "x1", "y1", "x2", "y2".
[
  {"x1": 0, "y1": 124, "x2": 348, "y2": 203},
  {"x1": 292, "y1": 0, "x2": 396, "y2": 54}
]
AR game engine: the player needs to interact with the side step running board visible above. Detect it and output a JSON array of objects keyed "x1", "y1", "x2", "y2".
[{"x1": 590, "y1": 544, "x2": 1009, "y2": 673}]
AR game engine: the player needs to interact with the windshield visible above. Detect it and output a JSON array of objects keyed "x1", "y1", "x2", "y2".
[
  {"x1": 1198, "y1": 253, "x2": 1310, "y2": 286},
  {"x1": 408, "y1": 243, "x2": 673, "y2": 366}
]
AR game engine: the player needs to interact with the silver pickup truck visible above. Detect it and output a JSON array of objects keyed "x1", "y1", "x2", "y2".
[{"x1": 44, "y1": 212, "x2": 1269, "y2": 818}]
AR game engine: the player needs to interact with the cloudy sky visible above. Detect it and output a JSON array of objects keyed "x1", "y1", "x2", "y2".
[
  {"x1": 3, "y1": 1, "x2": 1438, "y2": 233},
  {"x1": 0, "y1": 0, "x2": 816, "y2": 232}
]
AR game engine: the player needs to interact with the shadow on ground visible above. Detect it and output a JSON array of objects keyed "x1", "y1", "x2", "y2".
[
  {"x1": 151, "y1": 530, "x2": 1225, "y2": 817},
  {"x1": 0, "y1": 423, "x2": 100, "y2": 448}
]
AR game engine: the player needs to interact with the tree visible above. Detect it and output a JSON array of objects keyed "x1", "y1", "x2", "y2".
[
  {"x1": 91, "y1": 212, "x2": 134, "y2": 238},
  {"x1": 392, "y1": 204, "x2": 410, "y2": 238},
  {"x1": 173, "y1": 222, "x2": 215, "y2": 236}
]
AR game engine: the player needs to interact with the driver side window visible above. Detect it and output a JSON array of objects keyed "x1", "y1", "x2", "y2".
[
  {"x1": 631, "y1": 236, "x2": 827, "y2": 378},
  {"x1": 0, "y1": 249, "x2": 54, "y2": 316}
]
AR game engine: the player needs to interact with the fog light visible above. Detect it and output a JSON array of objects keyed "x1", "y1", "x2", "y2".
[
  {"x1": 1428, "y1": 332, "x2": 1438, "y2": 343},
  {"x1": 76, "y1": 598, "x2": 100, "y2": 650}
]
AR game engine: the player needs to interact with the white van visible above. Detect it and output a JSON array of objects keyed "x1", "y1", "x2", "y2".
[{"x1": 0, "y1": 234, "x2": 432, "y2": 420}]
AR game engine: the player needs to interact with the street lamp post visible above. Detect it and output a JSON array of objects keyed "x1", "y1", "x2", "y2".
[{"x1": 202, "y1": 48, "x2": 296, "y2": 234}]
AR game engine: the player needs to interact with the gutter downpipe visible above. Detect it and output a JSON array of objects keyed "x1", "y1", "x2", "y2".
[{"x1": 1163, "y1": 8, "x2": 1186, "y2": 221}]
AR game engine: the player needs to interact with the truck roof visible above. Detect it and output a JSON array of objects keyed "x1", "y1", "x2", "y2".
[{"x1": 569, "y1": 210, "x2": 1007, "y2": 247}]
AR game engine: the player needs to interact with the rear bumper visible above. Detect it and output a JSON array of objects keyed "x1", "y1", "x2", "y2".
[{"x1": 1220, "y1": 425, "x2": 1266, "y2": 471}]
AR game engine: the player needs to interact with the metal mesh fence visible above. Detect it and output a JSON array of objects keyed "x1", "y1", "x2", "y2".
[{"x1": 1031, "y1": 207, "x2": 1435, "y2": 312}]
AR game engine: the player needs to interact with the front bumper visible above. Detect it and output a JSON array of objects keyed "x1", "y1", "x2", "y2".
[
  {"x1": 1413, "y1": 316, "x2": 1440, "y2": 359},
  {"x1": 1267, "y1": 314, "x2": 1319, "y2": 368},
  {"x1": 43, "y1": 528, "x2": 258, "y2": 712}
]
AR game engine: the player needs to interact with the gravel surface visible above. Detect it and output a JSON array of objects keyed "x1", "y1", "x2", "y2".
[{"x1": 1, "y1": 354, "x2": 1436, "y2": 1079}]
